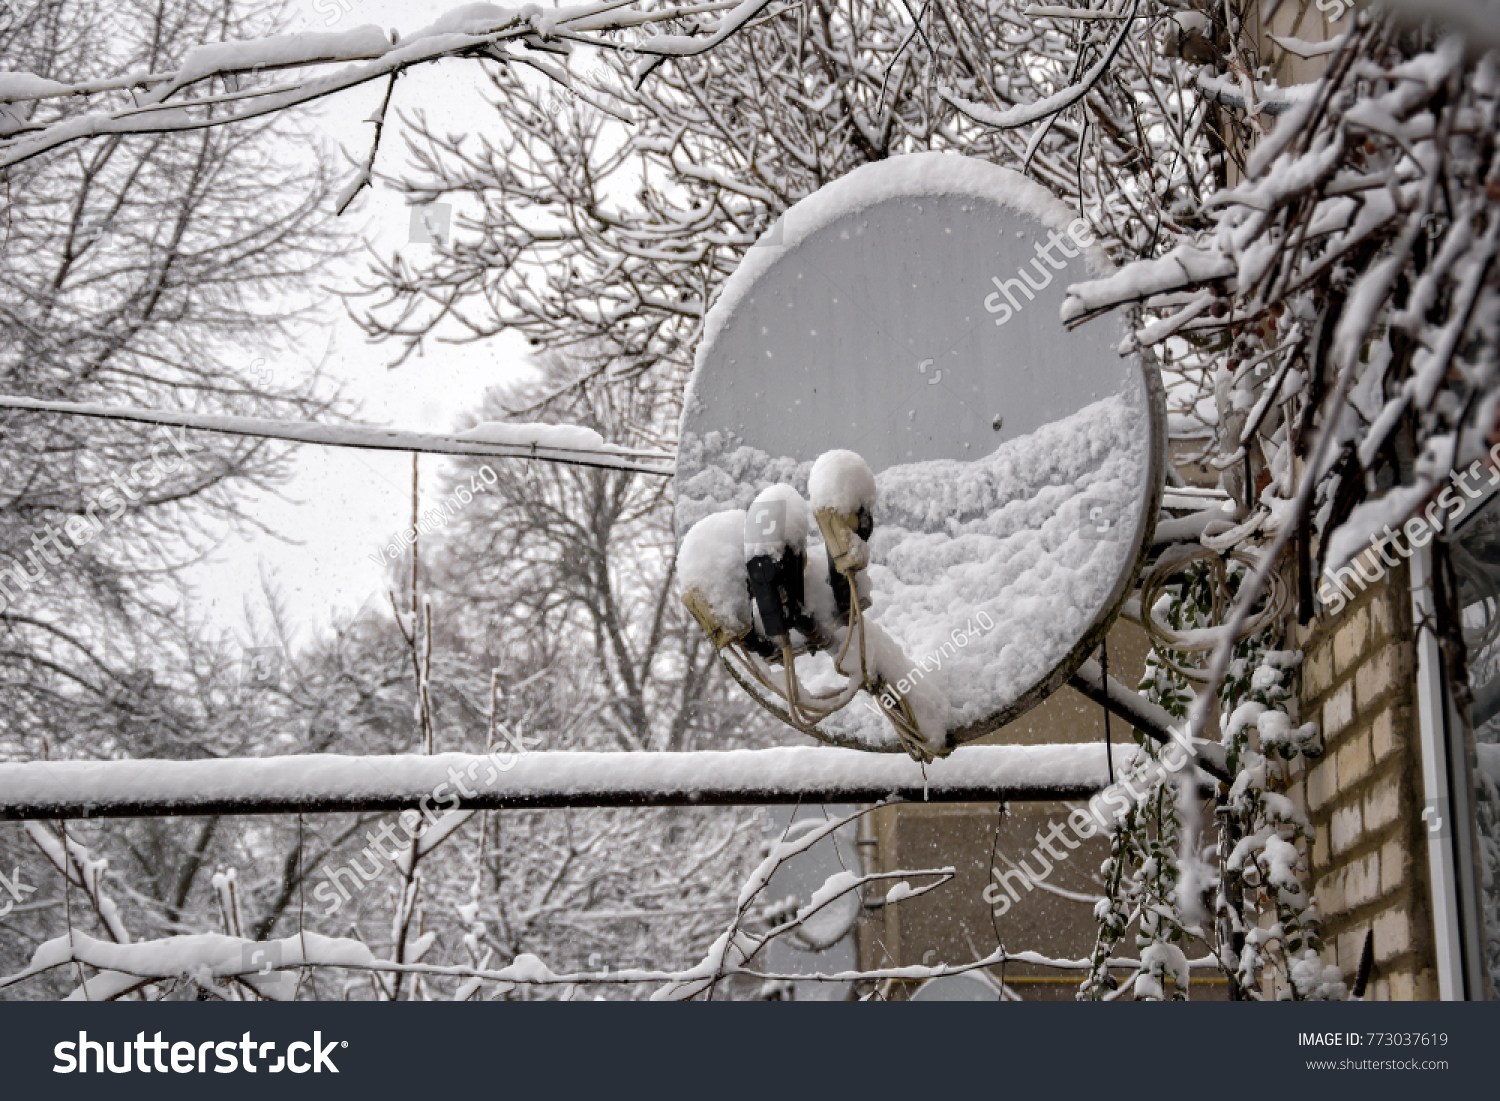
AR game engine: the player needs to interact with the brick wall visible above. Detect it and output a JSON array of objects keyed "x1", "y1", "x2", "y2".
[{"x1": 1291, "y1": 559, "x2": 1440, "y2": 999}]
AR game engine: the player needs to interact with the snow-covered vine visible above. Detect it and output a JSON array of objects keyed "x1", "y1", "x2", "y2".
[{"x1": 1083, "y1": 562, "x2": 1342, "y2": 999}]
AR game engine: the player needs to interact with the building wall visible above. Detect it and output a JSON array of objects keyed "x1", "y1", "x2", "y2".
[
  {"x1": 1254, "y1": 0, "x2": 1346, "y2": 89},
  {"x1": 860, "y1": 546, "x2": 1451, "y2": 999},
  {"x1": 1289, "y1": 559, "x2": 1441, "y2": 999},
  {"x1": 1247, "y1": 0, "x2": 1460, "y2": 1002},
  {"x1": 855, "y1": 490, "x2": 1455, "y2": 998},
  {"x1": 857, "y1": 616, "x2": 1231, "y2": 999},
  {"x1": 854, "y1": 620, "x2": 1155, "y2": 997}
]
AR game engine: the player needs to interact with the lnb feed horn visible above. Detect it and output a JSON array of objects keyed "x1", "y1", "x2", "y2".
[
  {"x1": 809, "y1": 449, "x2": 876, "y2": 578},
  {"x1": 745, "y1": 551, "x2": 817, "y2": 642},
  {"x1": 813, "y1": 504, "x2": 873, "y2": 574},
  {"x1": 743, "y1": 485, "x2": 816, "y2": 646},
  {"x1": 678, "y1": 509, "x2": 756, "y2": 650},
  {"x1": 680, "y1": 586, "x2": 747, "y2": 651}
]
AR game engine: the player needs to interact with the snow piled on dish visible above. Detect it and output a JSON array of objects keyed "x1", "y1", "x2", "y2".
[{"x1": 676, "y1": 391, "x2": 1148, "y2": 750}]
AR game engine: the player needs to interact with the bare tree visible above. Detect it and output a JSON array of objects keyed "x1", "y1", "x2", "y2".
[
  {"x1": 350, "y1": 1, "x2": 1238, "y2": 380},
  {"x1": 424, "y1": 351, "x2": 774, "y2": 753},
  {"x1": 0, "y1": 0, "x2": 347, "y2": 761}
]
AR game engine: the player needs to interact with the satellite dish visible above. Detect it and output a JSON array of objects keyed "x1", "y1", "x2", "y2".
[
  {"x1": 676, "y1": 153, "x2": 1164, "y2": 757},
  {"x1": 909, "y1": 972, "x2": 1002, "y2": 1002}
]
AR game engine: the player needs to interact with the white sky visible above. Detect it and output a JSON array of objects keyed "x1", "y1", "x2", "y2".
[{"x1": 179, "y1": 0, "x2": 551, "y2": 650}]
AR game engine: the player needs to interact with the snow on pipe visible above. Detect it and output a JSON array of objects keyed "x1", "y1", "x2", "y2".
[
  {"x1": 1191, "y1": 71, "x2": 1315, "y2": 116},
  {"x1": 0, "y1": 395, "x2": 675, "y2": 476},
  {"x1": 0, "y1": 745, "x2": 1132, "y2": 821}
]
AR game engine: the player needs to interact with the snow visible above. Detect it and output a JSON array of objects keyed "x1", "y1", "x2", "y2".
[
  {"x1": 18, "y1": 930, "x2": 375, "y2": 999},
  {"x1": 1321, "y1": 431, "x2": 1466, "y2": 576},
  {"x1": 629, "y1": 0, "x2": 772, "y2": 59},
  {"x1": 831, "y1": 615, "x2": 948, "y2": 751},
  {"x1": 1289, "y1": 949, "x2": 1348, "y2": 1000},
  {"x1": 809, "y1": 449, "x2": 877, "y2": 517},
  {"x1": 456, "y1": 420, "x2": 609, "y2": 451},
  {"x1": 1477, "y1": 743, "x2": 1500, "y2": 786},
  {"x1": 791, "y1": 870, "x2": 861, "y2": 950},
  {"x1": 678, "y1": 393, "x2": 1150, "y2": 751},
  {"x1": 1385, "y1": 35, "x2": 1463, "y2": 89},
  {"x1": 1259, "y1": 835, "x2": 1305, "y2": 897},
  {"x1": 0, "y1": 72, "x2": 68, "y2": 101},
  {"x1": 679, "y1": 509, "x2": 753, "y2": 637},
  {"x1": 0, "y1": 4, "x2": 594, "y2": 170},
  {"x1": 0, "y1": 394, "x2": 669, "y2": 473},
  {"x1": 1062, "y1": 247, "x2": 1235, "y2": 322},
  {"x1": 1173, "y1": 11, "x2": 1209, "y2": 35},
  {"x1": 699, "y1": 152, "x2": 1116, "y2": 359},
  {"x1": 24, "y1": 822, "x2": 131, "y2": 944},
  {"x1": 938, "y1": 0, "x2": 1142, "y2": 131},
  {"x1": 1257, "y1": 710, "x2": 1319, "y2": 756},
  {"x1": 1267, "y1": 32, "x2": 1347, "y2": 58},
  {"x1": 0, "y1": 744, "x2": 1127, "y2": 814},
  {"x1": 1134, "y1": 941, "x2": 1188, "y2": 999},
  {"x1": 502, "y1": 952, "x2": 559, "y2": 983},
  {"x1": 1229, "y1": 132, "x2": 1344, "y2": 212},
  {"x1": 1194, "y1": 71, "x2": 1323, "y2": 115},
  {"x1": 169, "y1": 27, "x2": 392, "y2": 86},
  {"x1": 885, "y1": 880, "x2": 917, "y2": 904},
  {"x1": 408, "y1": 4, "x2": 522, "y2": 41},
  {"x1": 739, "y1": 814, "x2": 852, "y2": 910},
  {"x1": 1222, "y1": 700, "x2": 1266, "y2": 747}
]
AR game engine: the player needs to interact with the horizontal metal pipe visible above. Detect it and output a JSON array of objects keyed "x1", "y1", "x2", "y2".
[
  {"x1": 0, "y1": 394, "x2": 674, "y2": 476},
  {"x1": 0, "y1": 744, "x2": 1130, "y2": 821}
]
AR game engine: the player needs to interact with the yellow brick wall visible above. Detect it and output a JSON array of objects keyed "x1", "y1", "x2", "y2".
[{"x1": 1291, "y1": 559, "x2": 1440, "y2": 999}]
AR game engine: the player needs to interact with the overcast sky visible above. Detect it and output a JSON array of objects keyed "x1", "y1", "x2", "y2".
[{"x1": 180, "y1": 0, "x2": 550, "y2": 651}]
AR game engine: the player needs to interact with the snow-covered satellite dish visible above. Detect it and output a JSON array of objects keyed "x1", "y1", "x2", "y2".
[{"x1": 676, "y1": 153, "x2": 1163, "y2": 757}]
